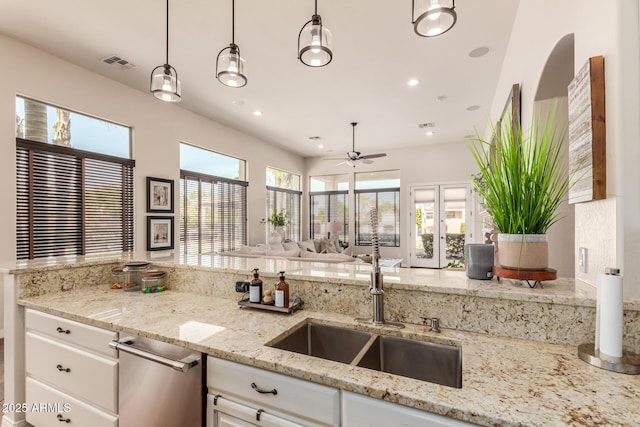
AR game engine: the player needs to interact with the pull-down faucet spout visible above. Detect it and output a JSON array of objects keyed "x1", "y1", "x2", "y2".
[{"x1": 356, "y1": 208, "x2": 404, "y2": 329}]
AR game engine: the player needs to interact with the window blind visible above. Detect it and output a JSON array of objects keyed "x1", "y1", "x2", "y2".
[
  {"x1": 355, "y1": 187, "x2": 401, "y2": 247},
  {"x1": 16, "y1": 138, "x2": 134, "y2": 260},
  {"x1": 309, "y1": 190, "x2": 349, "y2": 242},
  {"x1": 180, "y1": 170, "x2": 248, "y2": 254}
]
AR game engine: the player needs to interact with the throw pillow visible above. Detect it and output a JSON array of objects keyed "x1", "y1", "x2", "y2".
[{"x1": 297, "y1": 239, "x2": 316, "y2": 253}]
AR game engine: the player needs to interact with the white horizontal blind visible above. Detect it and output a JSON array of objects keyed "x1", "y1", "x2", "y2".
[
  {"x1": 16, "y1": 139, "x2": 134, "y2": 260},
  {"x1": 309, "y1": 191, "x2": 348, "y2": 242},
  {"x1": 180, "y1": 171, "x2": 248, "y2": 255}
]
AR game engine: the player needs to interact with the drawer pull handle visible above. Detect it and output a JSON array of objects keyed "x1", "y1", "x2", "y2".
[
  {"x1": 56, "y1": 327, "x2": 71, "y2": 334},
  {"x1": 57, "y1": 414, "x2": 71, "y2": 423},
  {"x1": 251, "y1": 382, "x2": 277, "y2": 395},
  {"x1": 56, "y1": 364, "x2": 71, "y2": 373},
  {"x1": 256, "y1": 409, "x2": 264, "y2": 421}
]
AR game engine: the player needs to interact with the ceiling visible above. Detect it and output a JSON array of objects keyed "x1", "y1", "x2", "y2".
[{"x1": 0, "y1": 0, "x2": 520, "y2": 158}]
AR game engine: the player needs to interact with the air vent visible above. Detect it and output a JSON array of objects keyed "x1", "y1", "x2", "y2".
[
  {"x1": 418, "y1": 123, "x2": 435, "y2": 129},
  {"x1": 101, "y1": 55, "x2": 136, "y2": 70}
]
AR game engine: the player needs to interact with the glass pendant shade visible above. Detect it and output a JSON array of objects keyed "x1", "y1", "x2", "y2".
[
  {"x1": 412, "y1": 0, "x2": 456, "y2": 37},
  {"x1": 216, "y1": 44, "x2": 247, "y2": 88},
  {"x1": 346, "y1": 158, "x2": 362, "y2": 168},
  {"x1": 298, "y1": 15, "x2": 333, "y2": 67},
  {"x1": 150, "y1": 64, "x2": 182, "y2": 102}
]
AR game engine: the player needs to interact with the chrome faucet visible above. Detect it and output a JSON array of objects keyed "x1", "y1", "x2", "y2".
[{"x1": 356, "y1": 208, "x2": 404, "y2": 329}]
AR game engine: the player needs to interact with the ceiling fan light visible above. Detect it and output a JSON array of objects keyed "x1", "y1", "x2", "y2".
[
  {"x1": 346, "y1": 158, "x2": 362, "y2": 168},
  {"x1": 216, "y1": 44, "x2": 248, "y2": 88},
  {"x1": 298, "y1": 14, "x2": 333, "y2": 67},
  {"x1": 150, "y1": 64, "x2": 181, "y2": 102},
  {"x1": 412, "y1": 0, "x2": 456, "y2": 37}
]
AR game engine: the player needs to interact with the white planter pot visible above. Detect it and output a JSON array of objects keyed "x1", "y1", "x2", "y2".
[{"x1": 497, "y1": 234, "x2": 548, "y2": 270}]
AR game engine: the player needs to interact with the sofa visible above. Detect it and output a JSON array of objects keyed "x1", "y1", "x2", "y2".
[{"x1": 222, "y1": 237, "x2": 355, "y2": 263}]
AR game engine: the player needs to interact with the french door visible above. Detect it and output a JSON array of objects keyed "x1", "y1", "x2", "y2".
[{"x1": 409, "y1": 183, "x2": 473, "y2": 268}]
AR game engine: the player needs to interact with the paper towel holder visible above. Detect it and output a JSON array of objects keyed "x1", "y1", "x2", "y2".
[{"x1": 578, "y1": 267, "x2": 640, "y2": 374}]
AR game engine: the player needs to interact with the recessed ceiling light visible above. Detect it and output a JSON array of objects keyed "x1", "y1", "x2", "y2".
[
  {"x1": 436, "y1": 95, "x2": 447, "y2": 103},
  {"x1": 253, "y1": 110, "x2": 262, "y2": 116},
  {"x1": 317, "y1": 144, "x2": 324, "y2": 149},
  {"x1": 466, "y1": 105, "x2": 481, "y2": 111},
  {"x1": 407, "y1": 79, "x2": 420, "y2": 86},
  {"x1": 426, "y1": 131, "x2": 435, "y2": 136},
  {"x1": 468, "y1": 46, "x2": 490, "y2": 58}
]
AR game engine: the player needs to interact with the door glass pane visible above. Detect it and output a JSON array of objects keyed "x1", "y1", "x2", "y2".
[
  {"x1": 414, "y1": 189, "x2": 435, "y2": 260},
  {"x1": 444, "y1": 187, "x2": 466, "y2": 263}
]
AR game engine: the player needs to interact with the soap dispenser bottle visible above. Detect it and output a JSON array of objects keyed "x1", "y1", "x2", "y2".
[
  {"x1": 249, "y1": 268, "x2": 263, "y2": 304},
  {"x1": 275, "y1": 271, "x2": 290, "y2": 308}
]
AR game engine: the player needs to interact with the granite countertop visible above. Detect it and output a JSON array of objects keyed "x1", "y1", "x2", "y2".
[{"x1": 18, "y1": 288, "x2": 640, "y2": 427}]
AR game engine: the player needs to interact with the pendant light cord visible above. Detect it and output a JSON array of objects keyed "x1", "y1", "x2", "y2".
[
  {"x1": 165, "y1": 0, "x2": 169, "y2": 65},
  {"x1": 231, "y1": 0, "x2": 235, "y2": 44}
]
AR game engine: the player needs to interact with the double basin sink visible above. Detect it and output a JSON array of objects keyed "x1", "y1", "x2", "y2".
[{"x1": 268, "y1": 320, "x2": 462, "y2": 388}]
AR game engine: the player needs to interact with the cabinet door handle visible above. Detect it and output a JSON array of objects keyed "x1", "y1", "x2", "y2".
[
  {"x1": 57, "y1": 414, "x2": 71, "y2": 423},
  {"x1": 56, "y1": 327, "x2": 71, "y2": 334},
  {"x1": 56, "y1": 364, "x2": 71, "y2": 373},
  {"x1": 251, "y1": 382, "x2": 277, "y2": 395},
  {"x1": 256, "y1": 409, "x2": 264, "y2": 421}
]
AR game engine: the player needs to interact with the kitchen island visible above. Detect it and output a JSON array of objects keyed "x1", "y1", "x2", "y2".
[{"x1": 3, "y1": 253, "x2": 640, "y2": 426}]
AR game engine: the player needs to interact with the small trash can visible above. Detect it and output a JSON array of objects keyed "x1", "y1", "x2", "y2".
[{"x1": 465, "y1": 243, "x2": 494, "y2": 280}]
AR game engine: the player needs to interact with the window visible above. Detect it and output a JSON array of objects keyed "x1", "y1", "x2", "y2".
[
  {"x1": 266, "y1": 167, "x2": 301, "y2": 242},
  {"x1": 15, "y1": 97, "x2": 133, "y2": 259},
  {"x1": 180, "y1": 143, "x2": 247, "y2": 254},
  {"x1": 309, "y1": 174, "x2": 349, "y2": 242},
  {"x1": 355, "y1": 170, "x2": 400, "y2": 247}
]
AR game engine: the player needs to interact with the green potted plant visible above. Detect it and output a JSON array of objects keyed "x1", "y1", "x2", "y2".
[
  {"x1": 262, "y1": 208, "x2": 288, "y2": 241},
  {"x1": 468, "y1": 105, "x2": 579, "y2": 270}
]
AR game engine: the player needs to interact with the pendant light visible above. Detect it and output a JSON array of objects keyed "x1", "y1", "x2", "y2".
[
  {"x1": 298, "y1": 0, "x2": 333, "y2": 67},
  {"x1": 216, "y1": 0, "x2": 247, "y2": 88},
  {"x1": 150, "y1": 0, "x2": 182, "y2": 102},
  {"x1": 412, "y1": 0, "x2": 457, "y2": 38}
]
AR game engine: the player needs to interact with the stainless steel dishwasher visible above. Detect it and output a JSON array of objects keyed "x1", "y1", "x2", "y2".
[{"x1": 110, "y1": 335, "x2": 205, "y2": 427}]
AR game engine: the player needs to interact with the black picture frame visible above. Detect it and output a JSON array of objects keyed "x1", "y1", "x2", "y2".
[
  {"x1": 147, "y1": 177, "x2": 174, "y2": 213},
  {"x1": 147, "y1": 216, "x2": 174, "y2": 251}
]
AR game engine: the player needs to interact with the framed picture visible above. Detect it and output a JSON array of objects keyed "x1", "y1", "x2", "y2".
[
  {"x1": 147, "y1": 177, "x2": 174, "y2": 213},
  {"x1": 147, "y1": 216, "x2": 174, "y2": 251}
]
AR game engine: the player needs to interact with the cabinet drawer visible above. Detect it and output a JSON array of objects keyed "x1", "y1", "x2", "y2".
[
  {"x1": 26, "y1": 309, "x2": 117, "y2": 358},
  {"x1": 26, "y1": 332, "x2": 118, "y2": 413},
  {"x1": 26, "y1": 377, "x2": 117, "y2": 427},
  {"x1": 208, "y1": 358, "x2": 339, "y2": 426}
]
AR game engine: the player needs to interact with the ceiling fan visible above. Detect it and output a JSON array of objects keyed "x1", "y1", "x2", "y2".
[{"x1": 325, "y1": 122, "x2": 387, "y2": 167}]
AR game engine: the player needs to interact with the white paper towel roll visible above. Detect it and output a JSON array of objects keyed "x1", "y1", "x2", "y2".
[{"x1": 596, "y1": 271, "x2": 624, "y2": 358}]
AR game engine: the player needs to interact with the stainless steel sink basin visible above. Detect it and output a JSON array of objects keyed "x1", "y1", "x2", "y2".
[
  {"x1": 270, "y1": 322, "x2": 374, "y2": 364},
  {"x1": 268, "y1": 321, "x2": 462, "y2": 388},
  {"x1": 354, "y1": 335, "x2": 462, "y2": 388}
]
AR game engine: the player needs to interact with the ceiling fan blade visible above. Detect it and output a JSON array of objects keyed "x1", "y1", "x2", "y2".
[
  {"x1": 335, "y1": 161, "x2": 348, "y2": 166},
  {"x1": 322, "y1": 157, "x2": 346, "y2": 161},
  {"x1": 358, "y1": 153, "x2": 387, "y2": 160}
]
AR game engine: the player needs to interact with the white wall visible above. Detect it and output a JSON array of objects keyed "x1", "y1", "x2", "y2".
[
  {"x1": 0, "y1": 34, "x2": 305, "y2": 261},
  {"x1": 488, "y1": 0, "x2": 640, "y2": 296},
  {"x1": 305, "y1": 141, "x2": 479, "y2": 262}
]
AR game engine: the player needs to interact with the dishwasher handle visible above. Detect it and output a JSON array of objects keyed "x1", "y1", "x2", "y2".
[{"x1": 109, "y1": 339, "x2": 199, "y2": 373}]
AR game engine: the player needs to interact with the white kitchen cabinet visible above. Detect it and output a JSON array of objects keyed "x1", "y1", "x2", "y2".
[
  {"x1": 24, "y1": 309, "x2": 119, "y2": 426},
  {"x1": 207, "y1": 358, "x2": 340, "y2": 427},
  {"x1": 342, "y1": 391, "x2": 478, "y2": 427}
]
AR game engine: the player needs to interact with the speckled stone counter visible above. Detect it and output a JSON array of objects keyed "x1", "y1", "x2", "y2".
[
  {"x1": 7, "y1": 253, "x2": 640, "y2": 350},
  {"x1": 17, "y1": 288, "x2": 640, "y2": 427}
]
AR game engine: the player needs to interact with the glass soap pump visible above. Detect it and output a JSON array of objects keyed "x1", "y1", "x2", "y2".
[{"x1": 249, "y1": 268, "x2": 263, "y2": 304}]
